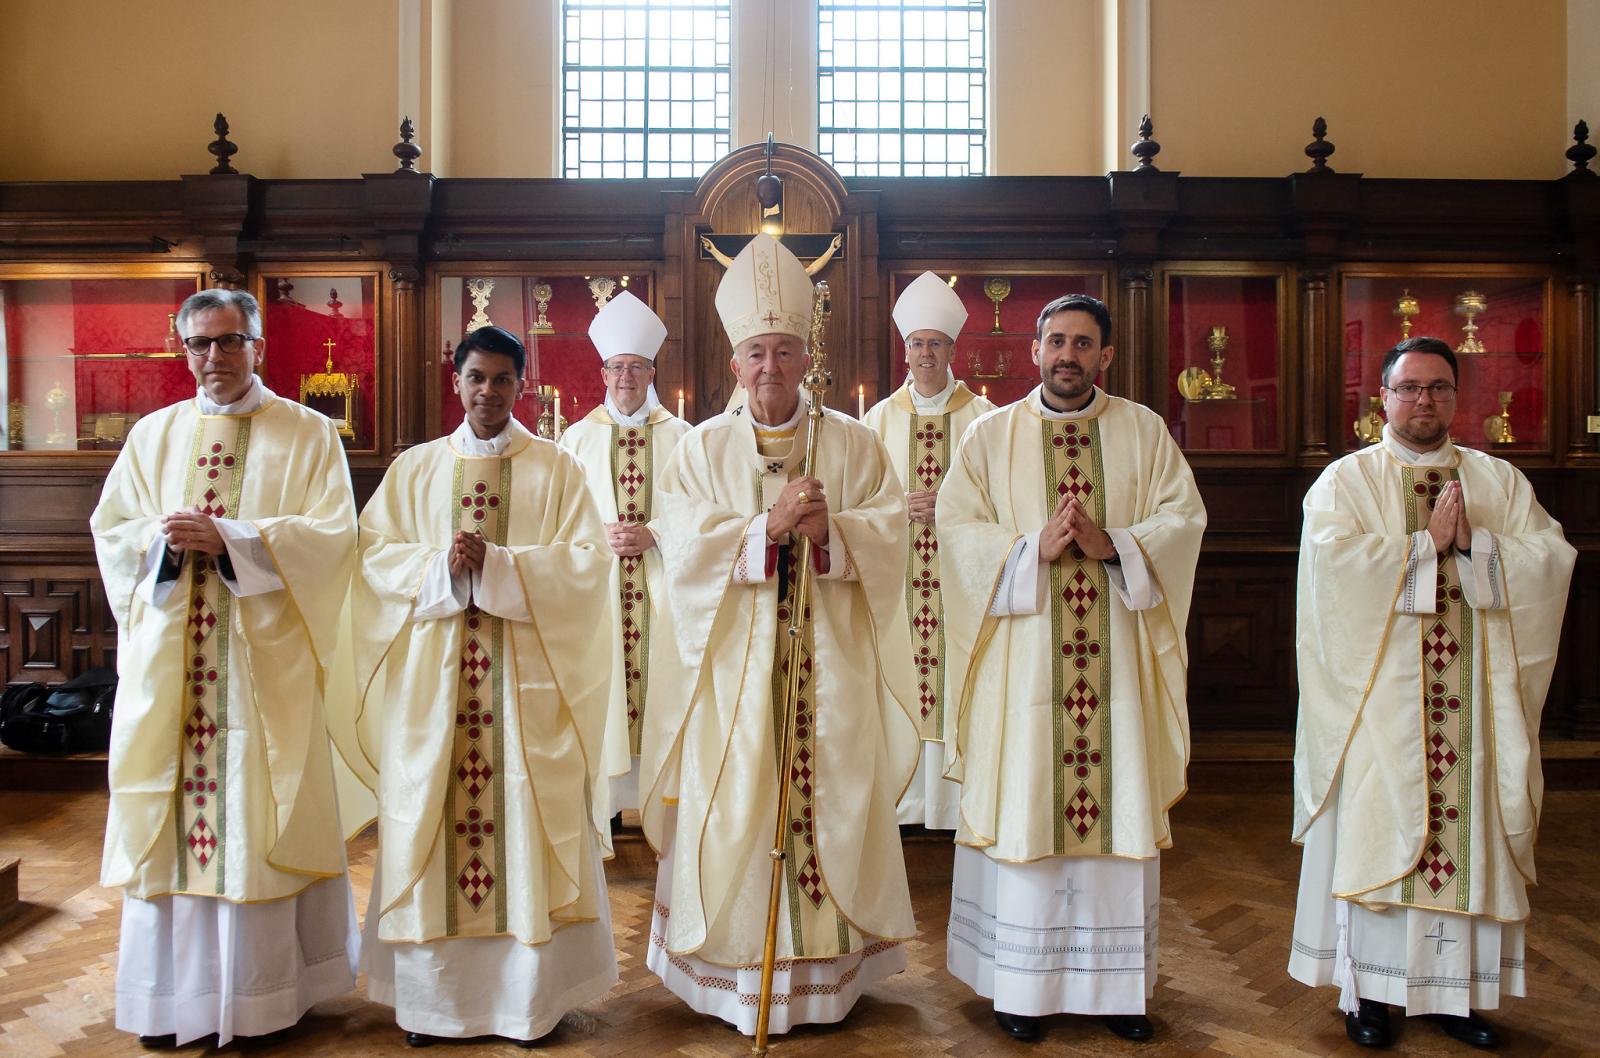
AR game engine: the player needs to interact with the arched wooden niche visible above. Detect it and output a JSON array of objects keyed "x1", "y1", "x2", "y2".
[{"x1": 665, "y1": 141, "x2": 881, "y2": 417}]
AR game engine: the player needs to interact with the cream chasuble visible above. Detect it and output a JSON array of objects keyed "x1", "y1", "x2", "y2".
[
  {"x1": 348, "y1": 422, "x2": 615, "y2": 947},
  {"x1": 640, "y1": 404, "x2": 920, "y2": 968},
  {"x1": 1292, "y1": 431, "x2": 1574, "y2": 924},
  {"x1": 92, "y1": 394, "x2": 356, "y2": 903},
  {"x1": 559, "y1": 405, "x2": 691, "y2": 800},
  {"x1": 937, "y1": 388, "x2": 1204, "y2": 863}
]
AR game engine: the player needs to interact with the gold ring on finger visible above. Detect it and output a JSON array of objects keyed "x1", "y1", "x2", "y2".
[{"x1": 798, "y1": 491, "x2": 809, "y2": 503}]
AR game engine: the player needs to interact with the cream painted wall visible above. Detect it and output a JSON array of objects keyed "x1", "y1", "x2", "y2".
[
  {"x1": 0, "y1": 0, "x2": 399, "y2": 181},
  {"x1": 0, "y1": 0, "x2": 1584, "y2": 181},
  {"x1": 1149, "y1": 0, "x2": 1569, "y2": 179}
]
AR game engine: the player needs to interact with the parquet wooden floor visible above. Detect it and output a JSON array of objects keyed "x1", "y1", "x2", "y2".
[{"x1": 2, "y1": 788, "x2": 1597, "y2": 1057}]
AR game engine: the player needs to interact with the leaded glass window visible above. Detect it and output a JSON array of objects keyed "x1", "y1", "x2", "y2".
[
  {"x1": 818, "y1": 0, "x2": 987, "y2": 177},
  {"x1": 562, "y1": 0, "x2": 732, "y2": 178}
]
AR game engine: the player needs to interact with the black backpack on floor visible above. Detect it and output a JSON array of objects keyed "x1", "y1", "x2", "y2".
[{"x1": 0, "y1": 668, "x2": 117, "y2": 754}]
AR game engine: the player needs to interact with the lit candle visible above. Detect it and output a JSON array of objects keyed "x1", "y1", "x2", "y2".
[
  {"x1": 678, "y1": 388, "x2": 685, "y2": 419},
  {"x1": 553, "y1": 389, "x2": 562, "y2": 440},
  {"x1": 858, "y1": 383, "x2": 866, "y2": 418},
  {"x1": 981, "y1": 384, "x2": 988, "y2": 400}
]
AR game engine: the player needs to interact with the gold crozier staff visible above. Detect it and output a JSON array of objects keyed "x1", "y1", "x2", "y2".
[{"x1": 753, "y1": 281, "x2": 831, "y2": 1055}]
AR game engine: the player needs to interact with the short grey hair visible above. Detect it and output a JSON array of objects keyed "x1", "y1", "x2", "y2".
[{"x1": 176, "y1": 289, "x2": 263, "y2": 338}]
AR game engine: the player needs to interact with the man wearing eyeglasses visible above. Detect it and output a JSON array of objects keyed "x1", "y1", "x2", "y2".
[
  {"x1": 90, "y1": 289, "x2": 360, "y2": 1048},
  {"x1": 558, "y1": 291, "x2": 690, "y2": 816},
  {"x1": 862, "y1": 271, "x2": 994, "y2": 830},
  {"x1": 1290, "y1": 336, "x2": 1575, "y2": 1049}
]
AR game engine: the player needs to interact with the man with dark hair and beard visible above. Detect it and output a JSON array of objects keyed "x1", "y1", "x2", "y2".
[
  {"x1": 1289, "y1": 336, "x2": 1573, "y2": 1050},
  {"x1": 936, "y1": 293, "x2": 1206, "y2": 1042}
]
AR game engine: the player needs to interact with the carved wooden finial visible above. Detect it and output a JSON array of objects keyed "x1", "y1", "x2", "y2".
[
  {"x1": 208, "y1": 113, "x2": 239, "y2": 175},
  {"x1": 394, "y1": 116, "x2": 423, "y2": 173},
  {"x1": 1567, "y1": 120, "x2": 1597, "y2": 178},
  {"x1": 1131, "y1": 114, "x2": 1160, "y2": 172},
  {"x1": 1305, "y1": 116, "x2": 1335, "y2": 173}
]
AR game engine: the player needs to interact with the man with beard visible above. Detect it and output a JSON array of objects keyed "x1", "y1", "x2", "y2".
[
  {"x1": 1289, "y1": 336, "x2": 1574, "y2": 1049},
  {"x1": 936, "y1": 293, "x2": 1206, "y2": 1042},
  {"x1": 862, "y1": 271, "x2": 994, "y2": 830}
]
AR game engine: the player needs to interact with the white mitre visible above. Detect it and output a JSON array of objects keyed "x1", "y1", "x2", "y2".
[
  {"x1": 892, "y1": 270, "x2": 967, "y2": 342},
  {"x1": 714, "y1": 232, "x2": 813, "y2": 347},
  {"x1": 588, "y1": 289, "x2": 667, "y2": 362}
]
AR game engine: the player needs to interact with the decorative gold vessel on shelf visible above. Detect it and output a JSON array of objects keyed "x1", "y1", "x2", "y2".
[
  {"x1": 965, "y1": 346, "x2": 1011, "y2": 380},
  {"x1": 1454, "y1": 290, "x2": 1487, "y2": 354},
  {"x1": 44, "y1": 380, "x2": 70, "y2": 446},
  {"x1": 983, "y1": 276, "x2": 1010, "y2": 335},
  {"x1": 1354, "y1": 394, "x2": 1385, "y2": 444},
  {"x1": 533, "y1": 383, "x2": 567, "y2": 439},
  {"x1": 299, "y1": 338, "x2": 359, "y2": 439},
  {"x1": 1483, "y1": 390, "x2": 1516, "y2": 444},
  {"x1": 466, "y1": 277, "x2": 496, "y2": 331},
  {"x1": 586, "y1": 275, "x2": 617, "y2": 309},
  {"x1": 1177, "y1": 325, "x2": 1238, "y2": 401},
  {"x1": 7, "y1": 399, "x2": 25, "y2": 448},
  {"x1": 530, "y1": 279, "x2": 555, "y2": 334},
  {"x1": 1394, "y1": 290, "x2": 1419, "y2": 340}
]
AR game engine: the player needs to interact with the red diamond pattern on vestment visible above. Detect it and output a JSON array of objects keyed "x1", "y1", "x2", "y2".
[
  {"x1": 1418, "y1": 838, "x2": 1457, "y2": 895},
  {"x1": 456, "y1": 746, "x2": 492, "y2": 801},
  {"x1": 184, "y1": 704, "x2": 217, "y2": 758},
  {"x1": 1066, "y1": 785, "x2": 1101, "y2": 839},
  {"x1": 1065, "y1": 675, "x2": 1098, "y2": 730},
  {"x1": 1064, "y1": 569, "x2": 1099, "y2": 620},
  {"x1": 195, "y1": 486, "x2": 228, "y2": 520},
  {"x1": 1424, "y1": 621, "x2": 1460, "y2": 674},
  {"x1": 461, "y1": 636, "x2": 490, "y2": 689},
  {"x1": 1057, "y1": 464, "x2": 1094, "y2": 501},
  {"x1": 457, "y1": 852, "x2": 495, "y2": 909},
  {"x1": 619, "y1": 466, "x2": 645, "y2": 498},
  {"x1": 187, "y1": 814, "x2": 217, "y2": 868},
  {"x1": 913, "y1": 528, "x2": 937, "y2": 564},
  {"x1": 1427, "y1": 730, "x2": 1460, "y2": 783},
  {"x1": 796, "y1": 851, "x2": 826, "y2": 908},
  {"x1": 187, "y1": 594, "x2": 217, "y2": 646},
  {"x1": 791, "y1": 746, "x2": 814, "y2": 798},
  {"x1": 912, "y1": 602, "x2": 937, "y2": 638},
  {"x1": 916, "y1": 452, "x2": 941, "y2": 490}
]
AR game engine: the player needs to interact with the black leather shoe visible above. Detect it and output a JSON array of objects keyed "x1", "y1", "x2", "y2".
[
  {"x1": 1427, "y1": 1011, "x2": 1500, "y2": 1049},
  {"x1": 1345, "y1": 999, "x2": 1393, "y2": 1048},
  {"x1": 405, "y1": 1032, "x2": 438, "y2": 1047},
  {"x1": 1105, "y1": 1014, "x2": 1155, "y2": 1041},
  {"x1": 994, "y1": 1010, "x2": 1041, "y2": 1041},
  {"x1": 137, "y1": 1035, "x2": 177, "y2": 1050}
]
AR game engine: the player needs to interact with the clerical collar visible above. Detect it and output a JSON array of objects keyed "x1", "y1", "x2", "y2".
[
  {"x1": 196, "y1": 375, "x2": 271, "y2": 416},
  {"x1": 1381, "y1": 422, "x2": 1456, "y2": 467},
  {"x1": 452, "y1": 417, "x2": 516, "y2": 457},
  {"x1": 1035, "y1": 385, "x2": 1103, "y2": 420},
  {"x1": 606, "y1": 383, "x2": 660, "y2": 427},
  {"x1": 750, "y1": 401, "x2": 804, "y2": 433},
  {"x1": 909, "y1": 369, "x2": 956, "y2": 413}
]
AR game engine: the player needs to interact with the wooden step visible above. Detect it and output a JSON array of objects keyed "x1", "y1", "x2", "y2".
[
  {"x1": 0, "y1": 746, "x2": 107, "y2": 791},
  {"x1": 0, "y1": 857, "x2": 17, "y2": 923}
]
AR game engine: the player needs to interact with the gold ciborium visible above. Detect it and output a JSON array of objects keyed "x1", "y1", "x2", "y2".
[
  {"x1": 533, "y1": 383, "x2": 566, "y2": 439},
  {"x1": 983, "y1": 276, "x2": 1011, "y2": 335},
  {"x1": 1354, "y1": 394, "x2": 1384, "y2": 444},
  {"x1": 1394, "y1": 290, "x2": 1419, "y2": 340},
  {"x1": 1483, "y1": 390, "x2": 1516, "y2": 444},
  {"x1": 1454, "y1": 290, "x2": 1487, "y2": 354}
]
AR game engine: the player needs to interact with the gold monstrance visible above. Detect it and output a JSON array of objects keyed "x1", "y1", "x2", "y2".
[
  {"x1": 983, "y1": 276, "x2": 1011, "y2": 335},
  {"x1": 530, "y1": 279, "x2": 555, "y2": 334}
]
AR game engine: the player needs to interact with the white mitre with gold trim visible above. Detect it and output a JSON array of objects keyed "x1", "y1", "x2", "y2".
[
  {"x1": 589, "y1": 289, "x2": 667, "y2": 362},
  {"x1": 892, "y1": 270, "x2": 967, "y2": 342},
  {"x1": 714, "y1": 232, "x2": 813, "y2": 347}
]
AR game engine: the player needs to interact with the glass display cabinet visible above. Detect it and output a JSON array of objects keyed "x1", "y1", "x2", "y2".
[
  {"x1": 255, "y1": 269, "x2": 381, "y2": 452},
  {"x1": 0, "y1": 269, "x2": 205, "y2": 452},
  {"x1": 433, "y1": 270, "x2": 656, "y2": 437},
  {"x1": 884, "y1": 269, "x2": 1108, "y2": 409},
  {"x1": 1341, "y1": 268, "x2": 1551, "y2": 453},
  {"x1": 1157, "y1": 266, "x2": 1287, "y2": 453}
]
